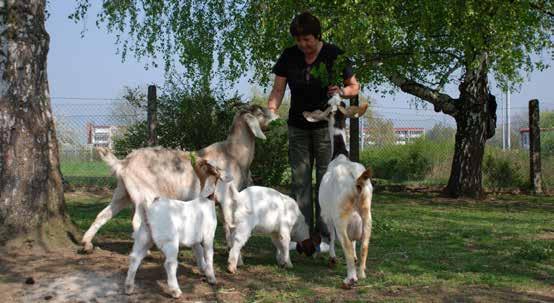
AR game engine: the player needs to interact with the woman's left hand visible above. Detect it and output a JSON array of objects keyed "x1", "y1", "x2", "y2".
[{"x1": 327, "y1": 85, "x2": 343, "y2": 97}]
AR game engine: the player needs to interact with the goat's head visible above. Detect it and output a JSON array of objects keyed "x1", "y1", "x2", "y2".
[
  {"x1": 303, "y1": 98, "x2": 368, "y2": 159},
  {"x1": 194, "y1": 159, "x2": 233, "y2": 201},
  {"x1": 303, "y1": 98, "x2": 368, "y2": 126},
  {"x1": 295, "y1": 233, "x2": 322, "y2": 257},
  {"x1": 290, "y1": 210, "x2": 321, "y2": 257},
  {"x1": 235, "y1": 105, "x2": 279, "y2": 140}
]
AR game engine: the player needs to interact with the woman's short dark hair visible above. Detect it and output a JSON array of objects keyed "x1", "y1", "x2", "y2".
[{"x1": 289, "y1": 12, "x2": 321, "y2": 40}]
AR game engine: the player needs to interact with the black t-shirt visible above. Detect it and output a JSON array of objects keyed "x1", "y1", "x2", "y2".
[{"x1": 272, "y1": 42, "x2": 354, "y2": 129}]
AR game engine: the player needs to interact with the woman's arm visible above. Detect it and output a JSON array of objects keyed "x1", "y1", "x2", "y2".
[
  {"x1": 268, "y1": 75, "x2": 287, "y2": 114},
  {"x1": 327, "y1": 75, "x2": 360, "y2": 99}
]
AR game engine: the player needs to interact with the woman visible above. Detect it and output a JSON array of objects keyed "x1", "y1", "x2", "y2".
[{"x1": 267, "y1": 11, "x2": 360, "y2": 238}]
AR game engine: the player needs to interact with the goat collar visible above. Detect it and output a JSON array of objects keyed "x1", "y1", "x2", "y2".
[{"x1": 187, "y1": 151, "x2": 198, "y2": 167}]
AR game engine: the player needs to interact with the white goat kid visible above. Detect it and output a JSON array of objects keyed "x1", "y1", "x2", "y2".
[
  {"x1": 217, "y1": 183, "x2": 315, "y2": 274},
  {"x1": 304, "y1": 96, "x2": 373, "y2": 288},
  {"x1": 81, "y1": 105, "x2": 278, "y2": 254},
  {"x1": 125, "y1": 159, "x2": 232, "y2": 298}
]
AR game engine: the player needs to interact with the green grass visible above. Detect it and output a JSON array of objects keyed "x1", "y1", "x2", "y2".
[
  {"x1": 61, "y1": 161, "x2": 116, "y2": 187},
  {"x1": 65, "y1": 191, "x2": 554, "y2": 302}
]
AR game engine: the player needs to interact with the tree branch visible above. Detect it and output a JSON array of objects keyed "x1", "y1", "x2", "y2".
[
  {"x1": 387, "y1": 72, "x2": 458, "y2": 116},
  {"x1": 358, "y1": 52, "x2": 459, "y2": 116}
]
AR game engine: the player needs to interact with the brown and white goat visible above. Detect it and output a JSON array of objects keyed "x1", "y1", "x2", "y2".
[
  {"x1": 81, "y1": 105, "x2": 278, "y2": 254},
  {"x1": 304, "y1": 96, "x2": 372, "y2": 288}
]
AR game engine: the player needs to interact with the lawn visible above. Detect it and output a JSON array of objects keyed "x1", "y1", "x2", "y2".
[
  {"x1": 61, "y1": 161, "x2": 116, "y2": 187},
  {"x1": 64, "y1": 191, "x2": 554, "y2": 302}
]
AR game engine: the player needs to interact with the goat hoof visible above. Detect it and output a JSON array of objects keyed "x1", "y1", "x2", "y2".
[
  {"x1": 206, "y1": 276, "x2": 217, "y2": 285},
  {"x1": 340, "y1": 278, "x2": 357, "y2": 290},
  {"x1": 124, "y1": 284, "x2": 134, "y2": 295},
  {"x1": 357, "y1": 270, "x2": 366, "y2": 279},
  {"x1": 169, "y1": 288, "x2": 182, "y2": 298},
  {"x1": 227, "y1": 265, "x2": 237, "y2": 274},
  {"x1": 328, "y1": 257, "x2": 337, "y2": 268},
  {"x1": 79, "y1": 243, "x2": 94, "y2": 254}
]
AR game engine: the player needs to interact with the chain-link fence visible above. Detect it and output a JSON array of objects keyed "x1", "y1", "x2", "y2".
[
  {"x1": 52, "y1": 98, "x2": 554, "y2": 192},
  {"x1": 53, "y1": 100, "x2": 144, "y2": 187}
]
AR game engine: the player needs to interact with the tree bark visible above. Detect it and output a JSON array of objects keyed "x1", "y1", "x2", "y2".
[
  {"x1": 387, "y1": 55, "x2": 496, "y2": 199},
  {"x1": 443, "y1": 67, "x2": 496, "y2": 199},
  {"x1": 0, "y1": 0, "x2": 77, "y2": 249}
]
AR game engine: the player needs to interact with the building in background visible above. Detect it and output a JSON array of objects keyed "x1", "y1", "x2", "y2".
[
  {"x1": 394, "y1": 127, "x2": 425, "y2": 145},
  {"x1": 520, "y1": 127, "x2": 554, "y2": 150},
  {"x1": 86, "y1": 123, "x2": 122, "y2": 149}
]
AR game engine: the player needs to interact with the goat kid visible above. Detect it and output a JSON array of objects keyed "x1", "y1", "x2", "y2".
[
  {"x1": 215, "y1": 182, "x2": 319, "y2": 274},
  {"x1": 303, "y1": 96, "x2": 373, "y2": 288},
  {"x1": 125, "y1": 159, "x2": 232, "y2": 298},
  {"x1": 81, "y1": 105, "x2": 278, "y2": 254}
]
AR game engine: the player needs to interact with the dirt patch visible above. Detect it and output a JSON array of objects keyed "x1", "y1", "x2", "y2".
[{"x1": 0, "y1": 247, "x2": 243, "y2": 303}]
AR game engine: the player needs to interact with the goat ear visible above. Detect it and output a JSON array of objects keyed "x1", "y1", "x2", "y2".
[
  {"x1": 303, "y1": 106, "x2": 332, "y2": 122},
  {"x1": 339, "y1": 102, "x2": 369, "y2": 118},
  {"x1": 244, "y1": 113, "x2": 266, "y2": 140},
  {"x1": 200, "y1": 176, "x2": 217, "y2": 198}
]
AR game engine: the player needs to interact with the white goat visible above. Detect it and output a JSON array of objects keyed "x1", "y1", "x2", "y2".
[
  {"x1": 216, "y1": 183, "x2": 318, "y2": 274},
  {"x1": 304, "y1": 96, "x2": 373, "y2": 288},
  {"x1": 81, "y1": 105, "x2": 278, "y2": 255},
  {"x1": 125, "y1": 159, "x2": 232, "y2": 298}
]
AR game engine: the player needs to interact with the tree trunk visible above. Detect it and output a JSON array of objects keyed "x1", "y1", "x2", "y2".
[
  {"x1": 0, "y1": 0, "x2": 77, "y2": 249},
  {"x1": 443, "y1": 66, "x2": 496, "y2": 199}
]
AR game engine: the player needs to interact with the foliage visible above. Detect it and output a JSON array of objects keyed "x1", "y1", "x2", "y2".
[
  {"x1": 309, "y1": 54, "x2": 350, "y2": 88},
  {"x1": 112, "y1": 86, "x2": 238, "y2": 157},
  {"x1": 482, "y1": 149, "x2": 526, "y2": 191},
  {"x1": 540, "y1": 110, "x2": 554, "y2": 155},
  {"x1": 246, "y1": 88, "x2": 291, "y2": 185},
  {"x1": 361, "y1": 138, "x2": 434, "y2": 182},
  {"x1": 426, "y1": 123, "x2": 456, "y2": 143},
  {"x1": 251, "y1": 119, "x2": 290, "y2": 186},
  {"x1": 364, "y1": 107, "x2": 396, "y2": 147},
  {"x1": 70, "y1": 1, "x2": 553, "y2": 91},
  {"x1": 110, "y1": 85, "x2": 147, "y2": 126}
]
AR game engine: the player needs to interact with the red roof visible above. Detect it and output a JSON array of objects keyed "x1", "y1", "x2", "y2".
[
  {"x1": 394, "y1": 128, "x2": 425, "y2": 131},
  {"x1": 520, "y1": 127, "x2": 554, "y2": 132}
]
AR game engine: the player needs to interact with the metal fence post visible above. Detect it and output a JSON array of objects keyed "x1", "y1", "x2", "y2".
[{"x1": 349, "y1": 95, "x2": 360, "y2": 162}]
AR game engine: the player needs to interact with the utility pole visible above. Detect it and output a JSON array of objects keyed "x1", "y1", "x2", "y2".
[{"x1": 502, "y1": 93, "x2": 506, "y2": 150}]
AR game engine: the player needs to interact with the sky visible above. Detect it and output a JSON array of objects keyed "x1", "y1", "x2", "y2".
[{"x1": 46, "y1": 1, "x2": 554, "y2": 131}]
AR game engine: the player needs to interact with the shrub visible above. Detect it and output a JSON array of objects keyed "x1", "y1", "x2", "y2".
[
  {"x1": 482, "y1": 149, "x2": 526, "y2": 191},
  {"x1": 360, "y1": 138, "x2": 434, "y2": 182},
  {"x1": 113, "y1": 91, "x2": 237, "y2": 156},
  {"x1": 251, "y1": 119, "x2": 290, "y2": 186},
  {"x1": 112, "y1": 87, "x2": 290, "y2": 187}
]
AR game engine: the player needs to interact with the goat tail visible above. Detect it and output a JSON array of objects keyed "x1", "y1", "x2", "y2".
[{"x1": 96, "y1": 147, "x2": 123, "y2": 176}]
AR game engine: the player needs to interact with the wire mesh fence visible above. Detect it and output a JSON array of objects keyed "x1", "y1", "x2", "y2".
[{"x1": 51, "y1": 98, "x2": 554, "y2": 191}]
